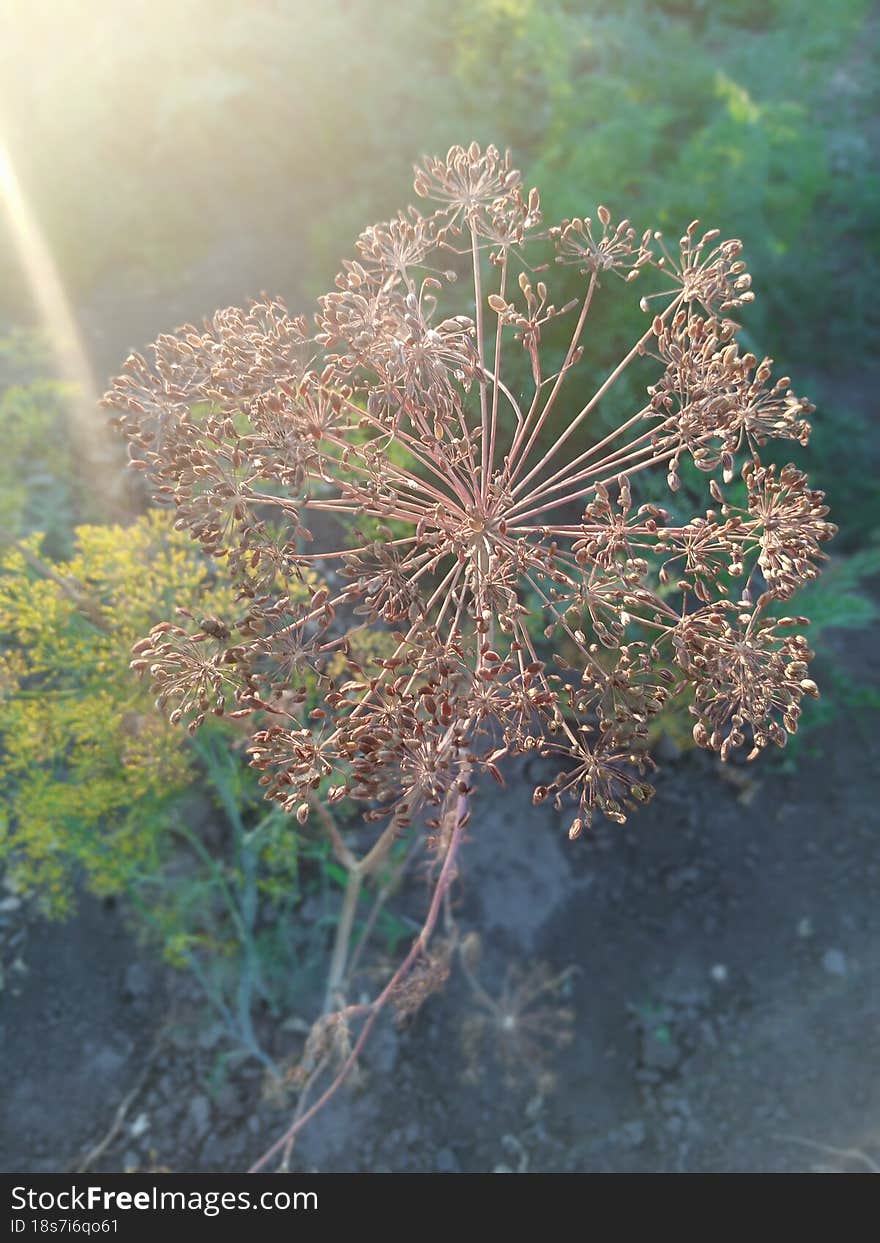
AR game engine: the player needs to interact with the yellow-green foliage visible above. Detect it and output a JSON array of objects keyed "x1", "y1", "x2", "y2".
[{"x1": 0, "y1": 511, "x2": 235, "y2": 915}]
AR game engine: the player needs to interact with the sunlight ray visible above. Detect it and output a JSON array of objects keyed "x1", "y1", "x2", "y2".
[{"x1": 0, "y1": 138, "x2": 112, "y2": 505}]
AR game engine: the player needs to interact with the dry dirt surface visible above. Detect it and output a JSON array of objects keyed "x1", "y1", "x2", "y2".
[{"x1": 2, "y1": 615, "x2": 878, "y2": 1175}]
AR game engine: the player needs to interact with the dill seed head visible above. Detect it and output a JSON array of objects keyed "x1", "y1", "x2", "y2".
[{"x1": 106, "y1": 142, "x2": 835, "y2": 841}]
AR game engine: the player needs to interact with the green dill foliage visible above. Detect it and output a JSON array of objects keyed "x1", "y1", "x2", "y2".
[
  {"x1": 790, "y1": 543, "x2": 880, "y2": 638},
  {"x1": 0, "y1": 331, "x2": 86, "y2": 554},
  {"x1": 769, "y1": 540, "x2": 880, "y2": 765},
  {"x1": 4, "y1": 0, "x2": 875, "y2": 371},
  {"x1": 451, "y1": 0, "x2": 877, "y2": 364}
]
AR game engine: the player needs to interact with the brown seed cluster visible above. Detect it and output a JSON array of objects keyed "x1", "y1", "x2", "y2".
[{"x1": 105, "y1": 142, "x2": 835, "y2": 840}]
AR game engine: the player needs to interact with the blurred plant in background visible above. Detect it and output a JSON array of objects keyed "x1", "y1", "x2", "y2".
[
  {"x1": 2, "y1": 1, "x2": 875, "y2": 552},
  {"x1": 0, "y1": 509, "x2": 356, "y2": 1070},
  {"x1": 0, "y1": 513, "x2": 219, "y2": 913},
  {"x1": 0, "y1": 331, "x2": 89, "y2": 555},
  {"x1": 2, "y1": 0, "x2": 876, "y2": 367}
]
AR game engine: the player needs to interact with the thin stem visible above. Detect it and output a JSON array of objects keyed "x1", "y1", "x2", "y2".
[
  {"x1": 347, "y1": 839, "x2": 419, "y2": 980},
  {"x1": 486, "y1": 252, "x2": 508, "y2": 490},
  {"x1": 505, "y1": 407, "x2": 657, "y2": 512},
  {"x1": 290, "y1": 536, "x2": 420, "y2": 562},
  {"x1": 506, "y1": 439, "x2": 660, "y2": 522},
  {"x1": 324, "y1": 869, "x2": 362, "y2": 1013},
  {"x1": 507, "y1": 273, "x2": 598, "y2": 485},
  {"x1": 511, "y1": 293, "x2": 682, "y2": 497},
  {"x1": 510, "y1": 447, "x2": 678, "y2": 522},
  {"x1": 324, "y1": 388, "x2": 477, "y2": 508},
  {"x1": 308, "y1": 793, "x2": 356, "y2": 870},
  {"x1": 480, "y1": 364, "x2": 525, "y2": 428},
  {"x1": 472, "y1": 228, "x2": 490, "y2": 491},
  {"x1": 249, "y1": 779, "x2": 470, "y2": 1173}
]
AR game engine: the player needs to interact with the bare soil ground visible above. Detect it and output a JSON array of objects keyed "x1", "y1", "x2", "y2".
[{"x1": 2, "y1": 613, "x2": 877, "y2": 1175}]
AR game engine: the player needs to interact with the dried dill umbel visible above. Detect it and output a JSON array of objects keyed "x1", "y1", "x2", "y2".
[
  {"x1": 105, "y1": 142, "x2": 834, "y2": 1162},
  {"x1": 458, "y1": 934, "x2": 576, "y2": 1092}
]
